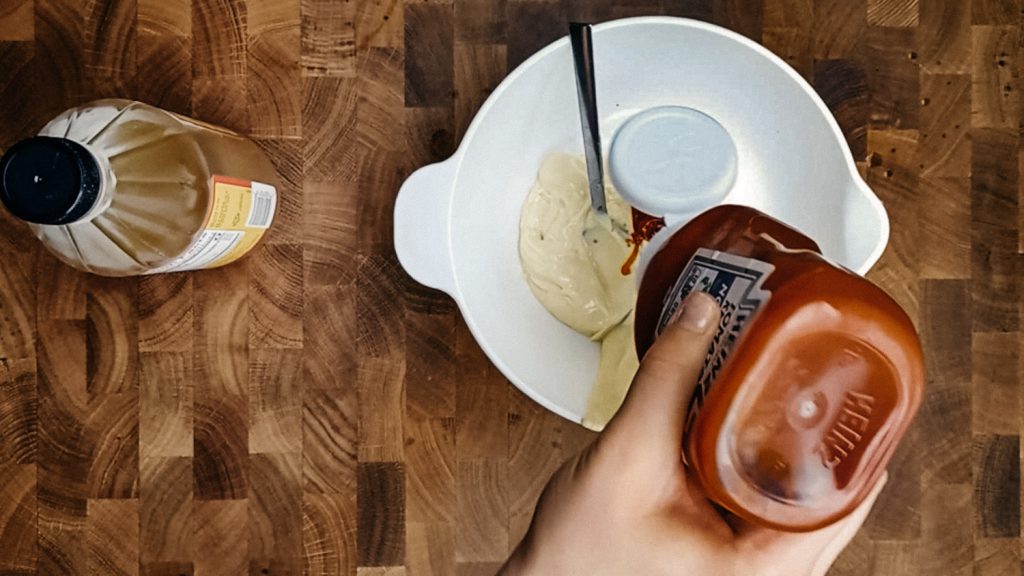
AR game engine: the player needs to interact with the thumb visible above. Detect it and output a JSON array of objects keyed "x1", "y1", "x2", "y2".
[{"x1": 604, "y1": 291, "x2": 720, "y2": 457}]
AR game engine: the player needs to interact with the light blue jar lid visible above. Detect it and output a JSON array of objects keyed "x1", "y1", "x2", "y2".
[{"x1": 609, "y1": 106, "x2": 737, "y2": 217}]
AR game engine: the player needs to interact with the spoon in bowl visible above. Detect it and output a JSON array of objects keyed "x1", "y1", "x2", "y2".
[
  {"x1": 570, "y1": 22, "x2": 630, "y2": 255},
  {"x1": 570, "y1": 22, "x2": 606, "y2": 216}
]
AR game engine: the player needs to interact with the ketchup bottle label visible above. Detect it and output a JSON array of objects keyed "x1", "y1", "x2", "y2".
[{"x1": 656, "y1": 249, "x2": 774, "y2": 435}]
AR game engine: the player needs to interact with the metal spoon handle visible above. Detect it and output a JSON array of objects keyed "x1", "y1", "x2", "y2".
[{"x1": 570, "y1": 22, "x2": 606, "y2": 215}]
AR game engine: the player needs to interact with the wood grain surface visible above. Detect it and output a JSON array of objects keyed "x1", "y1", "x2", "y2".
[{"x1": 0, "y1": 0, "x2": 1018, "y2": 574}]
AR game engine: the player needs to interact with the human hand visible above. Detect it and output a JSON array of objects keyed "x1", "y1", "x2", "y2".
[{"x1": 500, "y1": 291, "x2": 887, "y2": 576}]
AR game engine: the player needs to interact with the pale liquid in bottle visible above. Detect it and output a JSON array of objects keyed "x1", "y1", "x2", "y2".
[{"x1": 0, "y1": 99, "x2": 279, "y2": 276}]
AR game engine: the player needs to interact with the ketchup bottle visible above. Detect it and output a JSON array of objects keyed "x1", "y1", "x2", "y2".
[{"x1": 635, "y1": 205, "x2": 924, "y2": 532}]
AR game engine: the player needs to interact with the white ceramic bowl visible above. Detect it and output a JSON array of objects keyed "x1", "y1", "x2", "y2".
[{"x1": 394, "y1": 16, "x2": 889, "y2": 427}]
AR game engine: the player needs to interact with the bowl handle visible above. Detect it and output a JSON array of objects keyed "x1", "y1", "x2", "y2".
[
  {"x1": 394, "y1": 159, "x2": 457, "y2": 294},
  {"x1": 844, "y1": 177, "x2": 890, "y2": 275}
]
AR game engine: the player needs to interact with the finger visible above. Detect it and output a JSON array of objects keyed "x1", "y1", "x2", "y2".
[
  {"x1": 735, "y1": 473, "x2": 889, "y2": 575},
  {"x1": 809, "y1": 472, "x2": 889, "y2": 575},
  {"x1": 603, "y1": 291, "x2": 720, "y2": 457}
]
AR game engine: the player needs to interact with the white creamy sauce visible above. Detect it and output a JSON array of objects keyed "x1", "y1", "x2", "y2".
[{"x1": 519, "y1": 153, "x2": 641, "y2": 430}]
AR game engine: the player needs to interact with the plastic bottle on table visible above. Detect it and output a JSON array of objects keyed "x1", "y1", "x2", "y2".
[{"x1": 0, "y1": 99, "x2": 279, "y2": 276}]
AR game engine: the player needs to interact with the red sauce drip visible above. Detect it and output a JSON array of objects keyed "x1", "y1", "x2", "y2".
[{"x1": 620, "y1": 209, "x2": 666, "y2": 276}]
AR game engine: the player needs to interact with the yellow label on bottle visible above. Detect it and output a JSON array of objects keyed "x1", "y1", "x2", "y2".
[{"x1": 148, "y1": 175, "x2": 276, "y2": 274}]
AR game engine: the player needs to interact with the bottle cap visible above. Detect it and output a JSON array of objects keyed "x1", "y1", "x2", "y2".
[
  {"x1": 609, "y1": 106, "x2": 737, "y2": 218},
  {"x1": 0, "y1": 136, "x2": 101, "y2": 224}
]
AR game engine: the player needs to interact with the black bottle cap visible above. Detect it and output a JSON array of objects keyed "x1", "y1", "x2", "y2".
[{"x1": 0, "y1": 136, "x2": 102, "y2": 225}]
